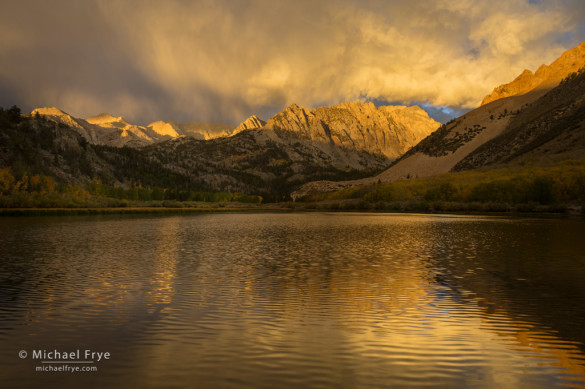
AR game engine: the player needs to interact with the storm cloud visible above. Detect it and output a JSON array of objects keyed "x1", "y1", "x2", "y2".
[{"x1": 1, "y1": 0, "x2": 585, "y2": 124}]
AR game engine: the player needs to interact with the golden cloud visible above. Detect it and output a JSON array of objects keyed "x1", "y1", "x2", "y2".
[{"x1": 1, "y1": 0, "x2": 583, "y2": 124}]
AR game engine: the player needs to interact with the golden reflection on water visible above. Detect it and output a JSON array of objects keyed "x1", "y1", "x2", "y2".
[
  {"x1": 1, "y1": 214, "x2": 585, "y2": 388},
  {"x1": 231, "y1": 214, "x2": 585, "y2": 387},
  {"x1": 484, "y1": 312, "x2": 585, "y2": 387},
  {"x1": 147, "y1": 217, "x2": 181, "y2": 307}
]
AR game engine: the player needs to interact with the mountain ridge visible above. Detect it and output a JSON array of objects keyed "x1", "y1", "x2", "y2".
[
  {"x1": 264, "y1": 101, "x2": 439, "y2": 159},
  {"x1": 30, "y1": 100, "x2": 439, "y2": 160},
  {"x1": 481, "y1": 42, "x2": 585, "y2": 105},
  {"x1": 32, "y1": 107, "x2": 236, "y2": 145},
  {"x1": 17, "y1": 41, "x2": 585, "y2": 202},
  {"x1": 293, "y1": 41, "x2": 585, "y2": 199},
  {"x1": 234, "y1": 115, "x2": 266, "y2": 134},
  {"x1": 0, "y1": 108, "x2": 390, "y2": 201}
]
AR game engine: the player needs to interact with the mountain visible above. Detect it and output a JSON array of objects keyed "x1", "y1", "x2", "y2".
[
  {"x1": 481, "y1": 42, "x2": 585, "y2": 105},
  {"x1": 10, "y1": 99, "x2": 443, "y2": 200},
  {"x1": 0, "y1": 109, "x2": 388, "y2": 202},
  {"x1": 15, "y1": 40, "x2": 585, "y2": 202},
  {"x1": 138, "y1": 129, "x2": 388, "y2": 199},
  {"x1": 30, "y1": 101, "x2": 438, "y2": 162},
  {"x1": 145, "y1": 120, "x2": 182, "y2": 138},
  {"x1": 32, "y1": 107, "x2": 105, "y2": 145},
  {"x1": 293, "y1": 41, "x2": 585, "y2": 198},
  {"x1": 34, "y1": 108, "x2": 157, "y2": 147},
  {"x1": 32, "y1": 108, "x2": 237, "y2": 146},
  {"x1": 264, "y1": 101, "x2": 439, "y2": 159},
  {"x1": 454, "y1": 66, "x2": 585, "y2": 170},
  {"x1": 176, "y1": 121, "x2": 234, "y2": 140},
  {"x1": 233, "y1": 115, "x2": 266, "y2": 134},
  {"x1": 140, "y1": 101, "x2": 438, "y2": 197},
  {"x1": 86, "y1": 113, "x2": 157, "y2": 146},
  {"x1": 17, "y1": 41, "x2": 585, "y2": 202}
]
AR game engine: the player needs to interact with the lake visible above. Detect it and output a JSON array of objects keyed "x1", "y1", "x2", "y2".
[{"x1": 0, "y1": 213, "x2": 584, "y2": 388}]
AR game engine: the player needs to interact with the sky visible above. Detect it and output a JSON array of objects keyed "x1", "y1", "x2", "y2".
[{"x1": 1, "y1": 0, "x2": 585, "y2": 125}]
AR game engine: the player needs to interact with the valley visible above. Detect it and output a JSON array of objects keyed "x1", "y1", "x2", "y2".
[{"x1": 1, "y1": 42, "x2": 585, "y2": 212}]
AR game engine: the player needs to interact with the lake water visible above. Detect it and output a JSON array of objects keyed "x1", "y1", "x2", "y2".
[{"x1": 0, "y1": 213, "x2": 584, "y2": 388}]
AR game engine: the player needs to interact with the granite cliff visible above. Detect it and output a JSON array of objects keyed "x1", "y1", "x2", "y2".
[{"x1": 264, "y1": 101, "x2": 439, "y2": 159}]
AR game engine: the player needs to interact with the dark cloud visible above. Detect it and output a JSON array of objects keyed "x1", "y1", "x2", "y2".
[
  {"x1": 1, "y1": 0, "x2": 585, "y2": 125},
  {"x1": 0, "y1": 0, "x2": 172, "y2": 123}
]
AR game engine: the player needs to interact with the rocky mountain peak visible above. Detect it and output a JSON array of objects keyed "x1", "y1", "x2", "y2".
[
  {"x1": 481, "y1": 41, "x2": 585, "y2": 105},
  {"x1": 32, "y1": 107, "x2": 86, "y2": 131},
  {"x1": 32, "y1": 107, "x2": 68, "y2": 117},
  {"x1": 281, "y1": 103, "x2": 313, "y2": 119},
  {"x1": 265, "y1": 103, "x2": 316, "y2": 134},
  {"x1": 286, "y1": 103, "x2": 302, "y2": 110},
  {"x1": 233, "y1": 115, "x2": 266, "y2": 134},
  {"x1": 334, "y1": 100, "x2": 376, "y2": 113},
  {"x1": 146, "y1": 121, "x2": 182, "y2": 138},
  {"x1": 86, "y1": 113, "x2": 127, "y2": 125},
  {"x1": 28, "y1": 100, "x2": 438, "y2": 160},
  {"x1": 263, "y1": 102, "x2": 439, "y2": 159}
]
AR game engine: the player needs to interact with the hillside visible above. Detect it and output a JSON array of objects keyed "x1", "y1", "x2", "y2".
[
  {"x1": 137, "y1": 129, "x2": 388, "y2": 200},
  {"x1": 265, "y1": 101, "x2": 439, "y2": 159},
  {"x1": 455, "y1": 67, "x2": 585, "y2": 170},
  {"x1": 2, "y1": 96, "x2": 443, "y2": 204},
  {"x1": 293, "y1": 41, "x2": 585, "y2": 199},
  {"x1": 10, "y1": 40, "x2": 585, "y2": 205},
  {"x1": 233, "y1": 115, "x2": 266, "y2": 134},
  {"x1": 0, "y1": 107, "x2": 388, "y2": 203},
  {"x1": 481, "y1": 42, "x2": 585, "y2": 105},
  {"x1": 31, "y1": 101, "x2": 438, "y2": 162}
]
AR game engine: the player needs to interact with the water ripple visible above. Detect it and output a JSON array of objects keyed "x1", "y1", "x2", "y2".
[{"x1": 0, "y1": 214, "x2": 584, "y2": 388}]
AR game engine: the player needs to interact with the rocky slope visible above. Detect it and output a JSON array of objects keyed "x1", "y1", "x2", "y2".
[
  {"x1": 31, "y1": 101, "x2": 438, "y2": 163},
  {"x1": 264, "y1": 101, "x2": 439, "y2": 159},
  {"x1": 0, "y1": 110, "x2": 388, "y2": 201},
  {"x1": 32, "y1": 107, "x2": 115, "y2": 145},
  {"x1": 293, "y1": 91, "x2": 539, "y2": 198},
  {"x1": 481, "y1": 42, "x2": 585, "y2": 105},
  {"x1": 20, "y1": 100, "x2": 442, "y2": 200},
  {"x1": 139, "y1": 129, "x2": 388, "y2": 199},
  {"x1": 177, "y1": 121, "x2": 234, "y2": 140},
  {"x1": 233, "y1": 115, "x2": 266, "y2": 134},
  {"x1": 454, "y1": 66, "x2": 585, "y2": 170},
  {"x1": 145, "y1": 120, "x2": 182, "y2": 138},
  {"x1": 32, "y1": 108, "x2": 238, "y2": 147},
  {"x1": 293, "y1": 41, "x2": 585, "y2": 199}
]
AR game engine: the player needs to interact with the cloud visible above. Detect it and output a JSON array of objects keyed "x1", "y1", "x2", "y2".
[{"x1": 1, "y1": 0, "x2": 585, "y2": 124}]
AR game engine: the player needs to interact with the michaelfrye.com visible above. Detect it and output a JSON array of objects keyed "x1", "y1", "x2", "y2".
[{"x1": 18, "y1": 349, "x2": 110, "y2": 373}]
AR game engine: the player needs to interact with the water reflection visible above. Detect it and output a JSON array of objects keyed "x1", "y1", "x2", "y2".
[{"x1": 0, "y1": 213, "x2": 584, "y2": 388}]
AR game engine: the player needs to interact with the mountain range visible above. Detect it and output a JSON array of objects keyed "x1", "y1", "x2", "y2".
[
  {"x1": 30, "y1": 101, "x2": 439, "y2": 160},
  {"x1": 2, "y1": 41, "x2": 585, "y2": 203},
  {"x1": 31, "y1": 107, "x2": 237, "y2": 147},
  {"x1": 293, "y1": 41, "x2": 585, "y2": 198},
  {"x1": 2, "y1": 101, "x2": 438, "y2": 201}
]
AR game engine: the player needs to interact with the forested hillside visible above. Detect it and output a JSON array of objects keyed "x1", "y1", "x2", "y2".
[{"x1": 0, "y1": 107, "x2": 386, "y2": 206}]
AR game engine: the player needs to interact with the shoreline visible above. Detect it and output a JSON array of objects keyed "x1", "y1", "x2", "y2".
[
  {"x1": 0, "y1": 204, "x2": 582, "y2": 219},
  {"x1": 0, "y1": 206, "x2": 283, "y2": 216}
]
